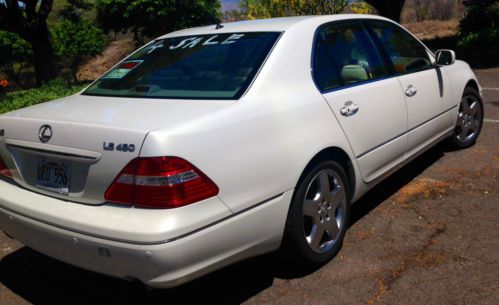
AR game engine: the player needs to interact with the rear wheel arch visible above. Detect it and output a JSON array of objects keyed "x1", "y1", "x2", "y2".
[
  {"x1": 298, "y1": 147, "x2": 356, "y2": 201},
  {"x1": 280, "y1": 151, "x2": 353, "y2": 265}
]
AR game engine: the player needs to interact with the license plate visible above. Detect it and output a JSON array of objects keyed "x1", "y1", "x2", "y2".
[{"x1": 36, "y1": 159, "x2": 71, "y2": 195}]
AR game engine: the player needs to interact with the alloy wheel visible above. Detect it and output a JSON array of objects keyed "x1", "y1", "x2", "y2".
[
  {"x1": 456, "y1": 95, "x2": 482, "y2": 143},
  {"x1": 302, "y1": 169, "x2": 347, "y2": 254}
]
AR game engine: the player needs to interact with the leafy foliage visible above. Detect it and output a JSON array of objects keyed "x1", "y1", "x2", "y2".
[
  {"x1": 241, "y1": 0, "x2": 353, "y2": 19},
  {"x1": 459, "y1": 0, "x2": 499, "y2": 47},
  {"x1": 95, "y1": 0, "x2": 221, "y2": 43},
  {"x1": 0, "y1": 0, "x2": 58, "y2": 85},
  {"x1": 0, "y1": 78, "x2": 86, "y2": 114},
  {"x1": 51, "y1": 19, "x2": 106, "y2": 80},
  {"x1": 58, "y1": 0, "x2": 95, "y2": 22},
  {"x1": 0, "y1": 31, "x2": 32, "y2": 87},
  {"x1": 349, "y1": 2, "x2": 372, "y2": 14}
]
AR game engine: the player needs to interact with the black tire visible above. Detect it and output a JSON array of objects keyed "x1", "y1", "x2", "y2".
[
  {"x1": 280, "y1": 160, "x2": 350, "y2": 266},
  {"x1": 450, "y1": 87, "x2": 484, "y2": 148}
]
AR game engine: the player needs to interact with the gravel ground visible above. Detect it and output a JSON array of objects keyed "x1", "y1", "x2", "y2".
[{"x1": 1, "y1": 68, "x2": 498, "y2": 305}]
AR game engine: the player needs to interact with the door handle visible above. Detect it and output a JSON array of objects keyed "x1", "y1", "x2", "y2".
[
  {"x1": 340, "y1": 101, "x2": 359, "y2": 117},
  {"x1": 405, "y1": 84, "x2": 417, "y2": 97}
]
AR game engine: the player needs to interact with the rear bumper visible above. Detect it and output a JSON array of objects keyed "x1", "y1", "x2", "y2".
[
  {"x1": 0, "y1": 179, "x2": 232, "y2": 244},
  {"x1": 0, "y1": 182, "x2": 292, "y2": 288}
]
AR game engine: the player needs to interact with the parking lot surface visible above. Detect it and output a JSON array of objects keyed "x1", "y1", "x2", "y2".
[{"x1": 1, "y1": 68, "x2": 498, "y2": 305}]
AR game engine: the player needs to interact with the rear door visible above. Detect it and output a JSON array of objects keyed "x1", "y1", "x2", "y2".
[
  {"x1": 365, "y1": 20, "x2": 454, "y2": 159},
  {"x1": 313, "y1": 21, "x2": 408, "y2": 183}
]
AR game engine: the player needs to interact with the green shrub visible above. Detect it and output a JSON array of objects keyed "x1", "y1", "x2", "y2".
[
  {"x1": 0, "y1": 31, "x2": 33, "y2": 87},
  {"x1": 458, "y1": 29, "x2": 499, "y2": 48},
  {"x1": 95, "y1": 0, "x2": 220, "y2": 44},
  {"x1": 459, "y1": 0, "x2": 499, "y2": 47},
  {"x1": 52, "y1": 19, "x2": 106, "y2": 81},
  {"x1": 0, "y1": 78, "x2": 86, "y2": 114}
]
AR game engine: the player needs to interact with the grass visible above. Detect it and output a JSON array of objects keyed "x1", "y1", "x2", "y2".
[
  {"x1": 0, "y1": 79, "x2": 87, "y2": 114},
  {"x1": 404, "y1": 20, "x2": 460, "y2": 40}
]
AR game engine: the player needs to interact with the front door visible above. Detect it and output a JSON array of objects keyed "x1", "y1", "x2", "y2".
[{"x1": 365, "y1": 20, "x2": 454, "y2": 159}]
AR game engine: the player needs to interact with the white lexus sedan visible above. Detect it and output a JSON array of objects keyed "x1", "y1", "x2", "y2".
[{"x1": 0, "y1": 15, "x2": 484, "y2": 288}]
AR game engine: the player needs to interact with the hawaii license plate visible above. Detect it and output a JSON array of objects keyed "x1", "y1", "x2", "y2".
[{"x1": 36, "y1": 159, "x2": 71, "y2": 195}]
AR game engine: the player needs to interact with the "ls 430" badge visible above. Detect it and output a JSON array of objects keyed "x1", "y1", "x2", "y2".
[{"x1": 103, "y1": 142, "x2": 136, "y2": 152}]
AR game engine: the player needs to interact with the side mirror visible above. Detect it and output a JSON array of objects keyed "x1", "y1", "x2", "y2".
[{"x1": 435, "y1": 49, "x2": 456, "y2": 66}]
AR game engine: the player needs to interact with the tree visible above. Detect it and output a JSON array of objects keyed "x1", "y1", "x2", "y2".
[
  {"x1": 95, "y1": 0, "x2": 221, "y2": 44},
  {"x1": 349, "y1": 2, "x2": 372, "y2": 14},
  {"x1": 414, "y1": 0, "x2": 430, "y2": 21},
  {"x1": 363, "y1": 0, "x2": 406, "y2": 22},
  {"x1": 224, "y1": 9, "x2": 246, "y2": 22},
  {"x1": 51, "y1": 0, "x2": 106, "y2": 82},
  {"x1": 0, "y1": 31, "x2": 32, "y2": 87},
  {"x1": 52, "y1": 20, "x2": 106, "y2": 82},
  {"x1": 460, "y1": 0, "x2": 498, "y2": 34},
  {"x1": 458, "y1": 0, "x2": 499, "y2": 47},
  {"x1": 0, "y1": 0, "x2": 58, "y2": 85},
  {"x1": 241, "y1": 0, "x2": 354, "y2": 19},
  {"x1": 58, "y1": 0, "x2": 94, "y2": 22}
]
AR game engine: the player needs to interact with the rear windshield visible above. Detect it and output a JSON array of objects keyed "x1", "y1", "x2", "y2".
[{"x1": 83, "y1": 32, "x2": 281, "y2": 100}]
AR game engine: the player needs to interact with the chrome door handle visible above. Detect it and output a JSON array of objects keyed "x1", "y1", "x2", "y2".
[
  {"x1": 405, "y1": 84, "x2": 417, "y2": 97},
  {"x1": 340, "y1": 101, "x2": 359, "y2": 117}
]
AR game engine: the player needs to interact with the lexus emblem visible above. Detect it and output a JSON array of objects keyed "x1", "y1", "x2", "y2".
[{"x1": 38, "y1": 125, "x2": 53, "y2": 143}]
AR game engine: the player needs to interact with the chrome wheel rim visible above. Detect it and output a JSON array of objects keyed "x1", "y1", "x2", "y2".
[
  {"x1": 302, "y1": 169, "x2": 347, "y2": 254},
  {"x1": 456, "y1": 95, "x2": 482, "y2": 143}
]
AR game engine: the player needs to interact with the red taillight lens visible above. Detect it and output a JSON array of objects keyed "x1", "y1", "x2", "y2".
[
  {"x1": 0, "y1": 157, "x2": 13, "y2": 179},
  {"x1": 105, "y1": 157, "x2": 219, "y2": 209}
]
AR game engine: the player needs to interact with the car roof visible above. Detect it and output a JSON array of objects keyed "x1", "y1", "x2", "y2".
[{"x1": 158, "y1": 14, "x2": 391, "y2": 39}]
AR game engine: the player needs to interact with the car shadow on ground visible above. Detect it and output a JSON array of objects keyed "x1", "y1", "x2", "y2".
[{"x1": 0, "y1": 141, "x2": 452, "y2": 305}]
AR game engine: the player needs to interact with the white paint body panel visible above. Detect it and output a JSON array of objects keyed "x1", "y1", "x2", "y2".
[
  {"x1": 399, "y1": 68, "x2": 453, "y2": 153},
  {"x1": 0, "y1": 15, "x2": 480, "y2": 287},
  {"x1": 323, "y1": 78, "x2": 408, "y2": 182}
]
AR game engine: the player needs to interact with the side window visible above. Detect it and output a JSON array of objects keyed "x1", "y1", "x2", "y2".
[
  {"x1": 313, "y1": 22, "x2": 389, "y2": 92},
  {"x1": 367, "y1": 20, "x2": 432, "y2": 74}
]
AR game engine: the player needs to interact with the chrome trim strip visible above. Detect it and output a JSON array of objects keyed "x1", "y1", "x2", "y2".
[
  {"x1": 7, "y1": 144, "x2": 99, "y2": 160},
  {"x1": 0, "y1": 193, "x2": 285, "y2": 246}
]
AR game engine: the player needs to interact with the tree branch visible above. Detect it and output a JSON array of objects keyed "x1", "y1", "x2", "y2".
[
  {"x1": 0, "y1": 3, "x2": 7, "y2": 20},
  {"x1": 24, "y1": 0, "x2": 38, "y2": 22},
  {"x1": 4, "y1": 0, "x2": 20, "y2": 10},
  {"x1": 0, "y1": 1, "x2": 25, "y2": 34},
  {"x1": 38, "y1": 0, "x2": 54, "y2": 21}
]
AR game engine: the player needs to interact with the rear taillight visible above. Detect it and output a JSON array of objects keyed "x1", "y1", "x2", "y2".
[
  {"x1": 0, "y1": 157, "x2": 13, "y2": 179},
  {"x1": 105, "y1": 157, "x2": 219, "y2": 209}
]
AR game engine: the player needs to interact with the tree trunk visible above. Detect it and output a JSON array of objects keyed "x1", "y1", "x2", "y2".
[
  {"x1": 376, "y1": 5, "x2": 403, "y2": 23},
  {"x1": 71, "y1": 56, "x2": 82, "y2": 83},
  {"x1": 22, "y1": 27, "x2": 58, "y2": 86},
  {"x1": 1, "y1": 0, "x2": 57, "y2": 86},
  {"x1": 365, "y1": 0, "x2": 406, "y2": 23}
]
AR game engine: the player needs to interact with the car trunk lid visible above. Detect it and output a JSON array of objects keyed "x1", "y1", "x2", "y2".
[{"x1": 0, "y1": 94, "x2": 232, "y2": 205}]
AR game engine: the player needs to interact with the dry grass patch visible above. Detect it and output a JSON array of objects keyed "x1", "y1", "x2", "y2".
[
  {"x1": 403, "y1": 20, "x2": 459, "y2": 40},
  {"x1": 77, "y1": 38, "x2": 135, "y2": 81},
  {"x1": 393, "y1": 178, "x2": 452, "y2": 205}
]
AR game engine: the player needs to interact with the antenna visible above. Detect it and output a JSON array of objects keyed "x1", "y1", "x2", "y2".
[{"x1": 215, "y1": 23, "x2": 224, "y2": 30}]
